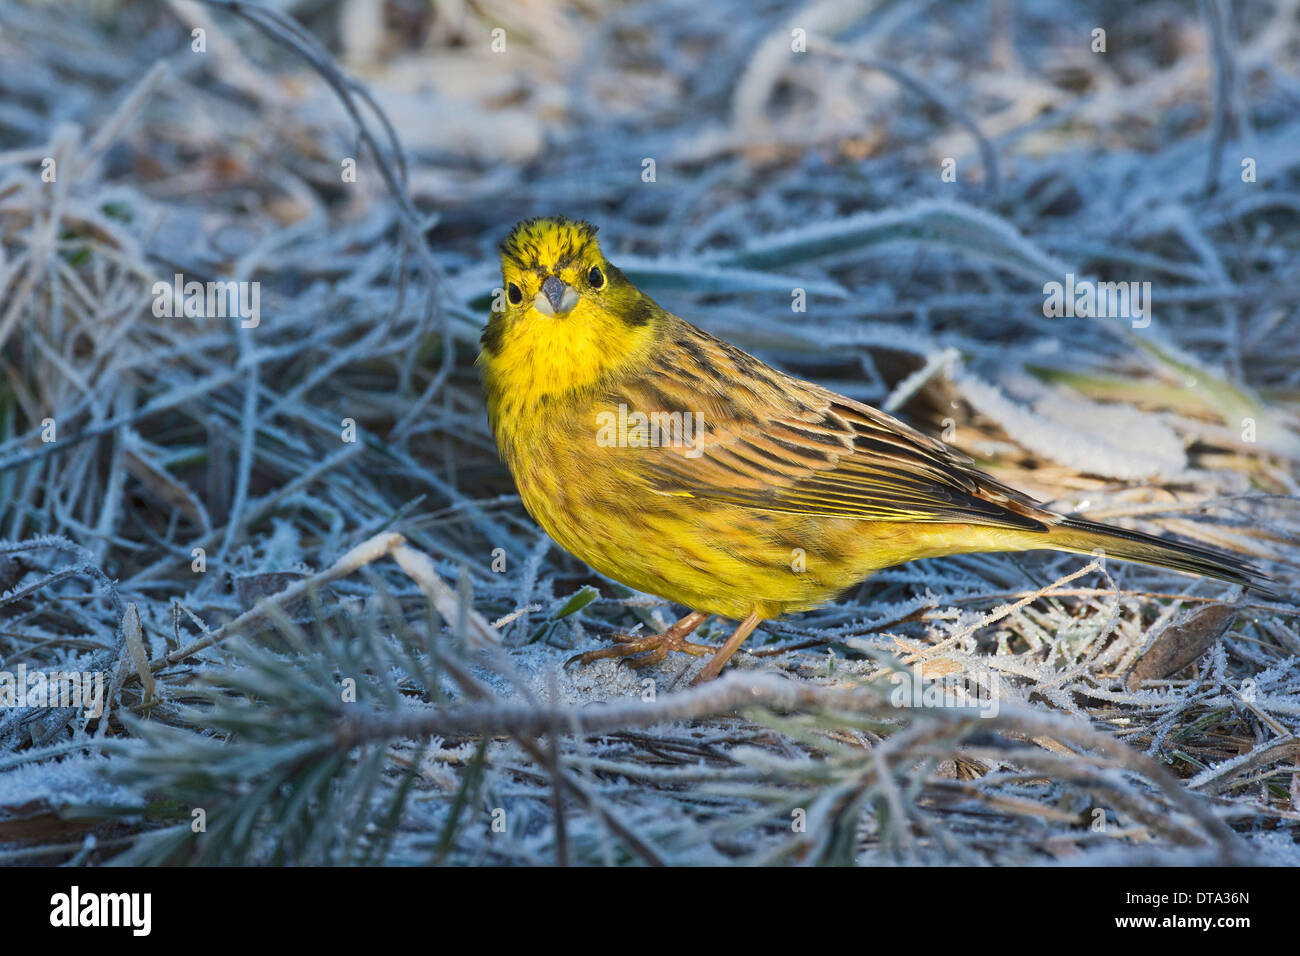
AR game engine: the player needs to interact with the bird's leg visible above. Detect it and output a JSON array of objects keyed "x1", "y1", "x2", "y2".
[
  {"x1": 566, "y1": 610, "x2": 713, "y2": 669},
  {"x1": 692, "y1": 611, "x2": 762, "y2": 684}
]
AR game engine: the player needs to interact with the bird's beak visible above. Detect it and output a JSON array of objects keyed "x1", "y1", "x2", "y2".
[{"x1": 534, "y1": 275, "x2": 579, "y2": 317}]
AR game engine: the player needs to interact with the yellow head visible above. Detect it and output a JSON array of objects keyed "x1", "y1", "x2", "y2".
[{"x1": 479, "y1": 217, "x2": 663, "y2": 412}]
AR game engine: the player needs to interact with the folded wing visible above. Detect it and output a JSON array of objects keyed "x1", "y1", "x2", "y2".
[{"x1": 625, "y1": 322, "x2": 1054, "y2": 534}]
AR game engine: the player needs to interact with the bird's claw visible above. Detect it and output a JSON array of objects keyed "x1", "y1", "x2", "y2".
[{"x1": 565, "y1": 628, "x2": 715, "y2": 670}]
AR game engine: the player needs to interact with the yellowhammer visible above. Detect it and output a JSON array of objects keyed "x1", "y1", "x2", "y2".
[{"x1": 479, "y1": 216, "x2": 1267, "y2": 682}]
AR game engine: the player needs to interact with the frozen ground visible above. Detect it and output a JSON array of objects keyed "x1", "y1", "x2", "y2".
[{"x1": 0, "y1": 0, "x2": 1298, "y2": 865}]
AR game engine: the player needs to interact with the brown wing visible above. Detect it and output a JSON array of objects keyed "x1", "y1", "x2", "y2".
[{"x1": 617, "y1": 321, "x2": 1052, "y2": 533}]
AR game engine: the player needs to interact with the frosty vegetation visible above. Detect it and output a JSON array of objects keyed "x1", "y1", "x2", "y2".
[{"x1": 0, "y1": 0, "x2": 1297, "y2": 865}]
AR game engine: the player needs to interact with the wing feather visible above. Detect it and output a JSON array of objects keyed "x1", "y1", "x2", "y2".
[{"x1": 613, "y1": 321, "x2": 1051, "y2": 533}]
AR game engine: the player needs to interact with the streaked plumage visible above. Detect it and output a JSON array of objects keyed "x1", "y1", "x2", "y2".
[{"x1": 479, "y1": 216, "x2": 1268, "y2": 680}]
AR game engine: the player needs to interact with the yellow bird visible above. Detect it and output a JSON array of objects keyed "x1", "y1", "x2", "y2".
[{"x1": 479, "y1": 216, "x2": 1268, "y2": 682}]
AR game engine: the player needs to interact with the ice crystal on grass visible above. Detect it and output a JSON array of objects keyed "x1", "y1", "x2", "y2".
[{"x1": 0, "y1": 0, "x2": 1296, "y2": 866}]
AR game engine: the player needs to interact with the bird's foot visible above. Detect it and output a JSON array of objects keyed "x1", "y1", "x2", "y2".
[
  {"x1": 691, "y1": 611, "x2": 762, "y2": 684},
  {"x1": 566, "y1": 610, "x2": 711, "y2": 670}
]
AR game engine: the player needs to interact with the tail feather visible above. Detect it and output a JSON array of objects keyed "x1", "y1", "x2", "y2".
[{"x1": 1050, "y1": 517, "x2": 1276, "y2": 597}]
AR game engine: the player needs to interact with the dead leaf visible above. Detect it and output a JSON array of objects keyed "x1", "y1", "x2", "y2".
[
  {"x1": 121, "y1": 603, "x2": 154, "y2": 699},
  {"x1": 1126, "y1": 604, "x2": 1236, "y2": 690}
]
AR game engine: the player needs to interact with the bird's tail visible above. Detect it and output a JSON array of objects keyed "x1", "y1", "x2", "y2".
[{"x1": 1046, "y1": 516, "x2": 1276, "y2": 597}]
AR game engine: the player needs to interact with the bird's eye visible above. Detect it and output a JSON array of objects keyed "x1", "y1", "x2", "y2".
[
  {"x1": 507, "y1": 282, "x2": 523, "y2": 305},
  {"x1": 587, "y1": 266, "x2": 604, "y2": 289}
]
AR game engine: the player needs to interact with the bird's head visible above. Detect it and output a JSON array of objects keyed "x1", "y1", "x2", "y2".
[
  {"x1": 496, "y1": 216, "x2": 608, "y2": 320},
  {"x1": 480, "y1": 216, "x2": 662, "y2": 402}
]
